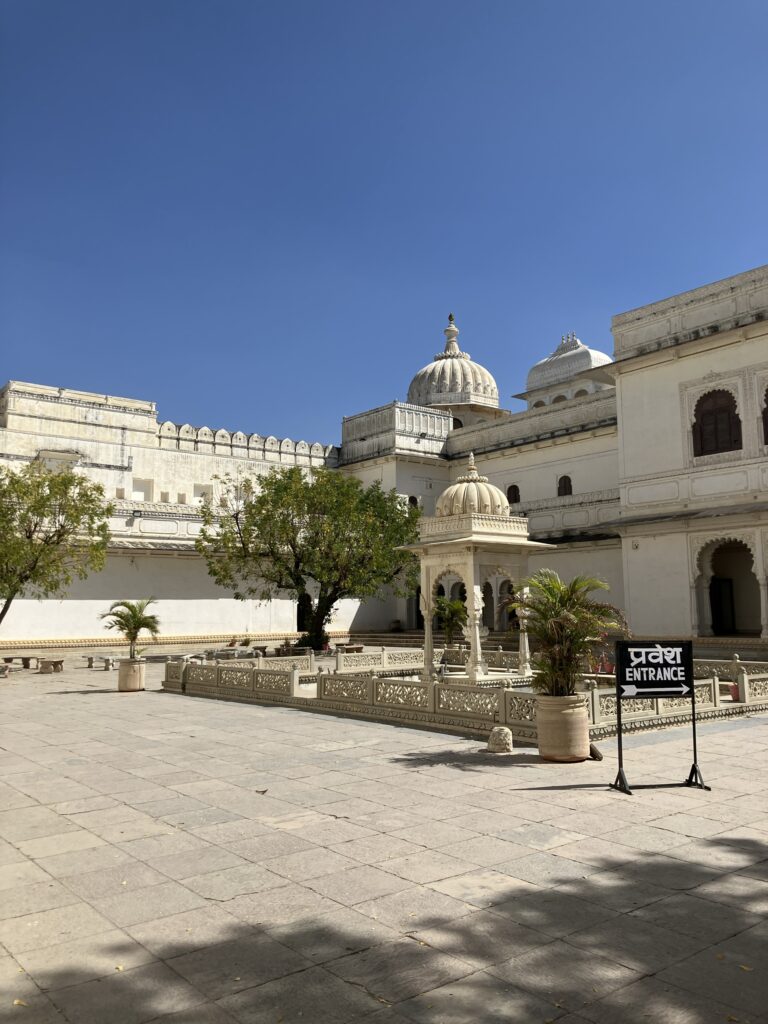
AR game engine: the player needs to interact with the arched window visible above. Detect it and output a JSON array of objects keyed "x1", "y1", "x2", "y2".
[
  {"x1": 574, "y1": 389, "x2": 589, "y2": 398},
  {"x1": 532, "y1": 401, "x2": 545, "y2": 409},
  {"x1": 408, "y1": 495, "x2": 419, "y2": 508},
  {"x1": 557, "y1": 475, "x2": 572, "y2": 497},
  {"x1": 552, "y1": 394, "x2": 567, "y2": 404},
  {"x1": 452, "y1": 418, "x2": 463, "y2": 430},
  {"x1": 692, "y1": 390, "x2": 742, "y2": 456},
  {"x1": 763, "y1": 388, "x2": 768, "y2": 445},
  {"x1": 507, "y1": 484, "x2": 520, "y2": 504}
]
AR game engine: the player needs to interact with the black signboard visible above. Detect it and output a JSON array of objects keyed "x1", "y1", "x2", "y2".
[
  {"x1": 610, "y1": 640, "x2": 709, "y2": 796},
  {"x1": 616, "y1": 641, "x2": 693, "y2": 699}
]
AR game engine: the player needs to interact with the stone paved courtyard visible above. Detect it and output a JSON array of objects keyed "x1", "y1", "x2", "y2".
[{"x1": 1, "y1": 664, "x2": 767, "y2": 1024}]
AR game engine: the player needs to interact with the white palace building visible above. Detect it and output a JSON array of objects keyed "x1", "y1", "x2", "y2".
[{"x1": 2, "y1": 264, "x2": 768, "y2": 646}]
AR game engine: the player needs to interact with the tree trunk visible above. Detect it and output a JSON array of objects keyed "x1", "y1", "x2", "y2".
[
  {"x1": 0, "y1": 593, "x2": 18, "y2": 628},
  {"x1": 306, "y1": 592, "x2": 338, "y2": 650}
]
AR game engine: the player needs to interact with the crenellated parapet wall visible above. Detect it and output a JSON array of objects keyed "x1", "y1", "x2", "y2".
[{"x1": 158, "y1": 421, "x2": 337, "y2": 466}]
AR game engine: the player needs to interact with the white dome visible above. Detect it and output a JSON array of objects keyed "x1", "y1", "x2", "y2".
[
  {"x1": 435, "y1": 453, "x2": 509, "y2": 517},
  {"x1": 407, "y1": 316, "x2": 499, "y2": 410},
  {"x1": 526, "y1": 333, "x2": 612, "y2": 392}
]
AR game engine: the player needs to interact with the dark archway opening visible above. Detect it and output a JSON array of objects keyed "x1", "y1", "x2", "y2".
[{"x1": 709, "y1": 542, "x2": 761, "y2": 636}]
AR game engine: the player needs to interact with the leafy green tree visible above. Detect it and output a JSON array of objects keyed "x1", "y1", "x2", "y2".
[
  {"x1": 0, "y1": 462, "x2": 112, "y2": 629},
  {"x1": 433, "y1": 596, "x2": 468, "y2": 647},
  {"x1": 512, "y1": 569, "x2": 628, "y2": 696},
  {"x1": 196, "y1": 468, "x2": 421, "y2": 649},
  {"x1": 100, "y1": 598, "x2": 160, "y2": 659}
]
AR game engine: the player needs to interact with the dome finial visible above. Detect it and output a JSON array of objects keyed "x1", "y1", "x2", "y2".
[
  {"x1": 468, "y1": 451, "x2": 476, "y2": 474},
  {"x1": 443, "y1": 313, "x2": 461, "y2": 356}
]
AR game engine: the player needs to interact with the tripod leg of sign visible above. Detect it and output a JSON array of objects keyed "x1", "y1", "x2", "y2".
[
  {"x1": 683, "y1": 683, "x2": 711, "y2": 791},
  {"x1": 609, "y1": 693, "x2": 633, "y2": 795},
  {"x1": 685, "y1": 763, "x2": 710, "y2": 790}
]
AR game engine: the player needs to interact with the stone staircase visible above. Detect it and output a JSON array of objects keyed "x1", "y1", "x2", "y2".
[{"x1": 347, "y1": 629, "x2": 519, "y2": 650}]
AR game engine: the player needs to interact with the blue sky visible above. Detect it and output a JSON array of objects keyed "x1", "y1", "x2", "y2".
[{"x1": 2, "y1": 0, "x2": 767, "y2": 443}]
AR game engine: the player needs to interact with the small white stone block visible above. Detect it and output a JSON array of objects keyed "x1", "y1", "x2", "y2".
[{"x1": 487, "y1": 726, "x2": 514, "y2": 753}]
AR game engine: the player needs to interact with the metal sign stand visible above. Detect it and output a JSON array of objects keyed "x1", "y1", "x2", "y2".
[
  {"x1": 684, "y1": 681, "x2": 710, "y2": 790},
  {"x1": 610, "y1": 640, "x2": 710, "y2": 796},
  {"x1": 610, "y1": 693, "x2": 632, "y2": 795}
]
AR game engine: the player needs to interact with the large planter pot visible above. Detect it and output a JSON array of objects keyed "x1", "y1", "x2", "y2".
[
  {"x1": 118, "y1": 659, "x2": 146, "y2": 692},
  {"x1": 535, "y1": 694, "x2": 590, "y2": 762}
]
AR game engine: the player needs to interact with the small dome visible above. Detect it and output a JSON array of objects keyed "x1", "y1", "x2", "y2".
[
  {"x1": 436, "y1": 453, "x2": 509, "y2": 517},
  {"x1": 407, "y1": 316, "x2": 499, "y2": 410},
  {"x1": 526, "y1": 333, "x2": 612, "y2": 392}
]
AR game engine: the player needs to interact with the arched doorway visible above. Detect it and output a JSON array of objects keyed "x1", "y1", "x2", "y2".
[
  {"x1": 482, "y1": 582, "x2": 494, "y2": 630},
  {"x1": 708, "y1": 542, "x2": 761, "y2": 635},
  {"x1": 498, "y1": 579, "x2": 515, "y2": 631},
  {"x1": 431, "y1": 582, "x2": 446, "y2": 631},
  {"x1": 450, "y1": 581, "x2": 467, "y2": 603},
  {"x1": 407, "y1": 587, "x2": 424, "y2": 630}
]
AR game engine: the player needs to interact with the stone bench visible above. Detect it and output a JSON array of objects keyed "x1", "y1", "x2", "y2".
[
  {"x1": 39, "y1": 659, "x2": 64, "y2": 674},
  {"x1": 83, "y1": 656, "x2": 119, "y2": 670},
  {"x1": 2, "y1": 655, "x2": 39, "y2": 669}
]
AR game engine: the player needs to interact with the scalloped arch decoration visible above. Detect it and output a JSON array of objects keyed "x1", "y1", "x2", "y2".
[
  {"x1": 693, "y1": 533, "x2": 758, "y2": 577},
  {"x1": 692, "y1": 385, "x2": 743, "y2": 419},
  {"x1": 432, "y1": 569, "x2": 466, "y2": 600}
]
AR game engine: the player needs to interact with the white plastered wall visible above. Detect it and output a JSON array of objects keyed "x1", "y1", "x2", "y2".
[
  {"x1": 0, "y1": 553, "x2": 298, "y2": 641},
  {"x1": 621, "y1": 533, "x2": 692, "y2": 637},
  {"x1": 528, "y1": 541, "x2": 625, "y2": 613}
]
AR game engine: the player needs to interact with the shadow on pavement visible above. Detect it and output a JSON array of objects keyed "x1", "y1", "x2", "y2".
[{"x1": 11, "y1": 835, "x2": 767, "y2": 1024}]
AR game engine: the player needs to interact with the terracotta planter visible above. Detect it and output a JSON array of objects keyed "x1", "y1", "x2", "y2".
[
  {"x1": 535, "y1": 694, "x2": 590, "y2": 762},
  {"x1": 118, "y1": 659, "x2": 146, "y2": 692}
]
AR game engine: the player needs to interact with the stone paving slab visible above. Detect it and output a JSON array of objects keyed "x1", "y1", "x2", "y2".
[{"x1": 0, "y1": 663, "x2": 767, "y2": 1023}]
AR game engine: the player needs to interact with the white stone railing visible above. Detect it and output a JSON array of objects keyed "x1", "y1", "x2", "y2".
[
  {"x1": 441, "y1": 648, "x2": 520, "y2": 671},
  {"x1": 164, "y1": 662, "x2": 768, "y2": 740},
  {"x1": 419, "y1": 513, "x2": 529, "y2": 540},
  {"x1": 333, "y1": 648, "x2": 430, "y2": 673},
  {"x1": 692, "y1": 656, "x2": 768, "y2": 681}
]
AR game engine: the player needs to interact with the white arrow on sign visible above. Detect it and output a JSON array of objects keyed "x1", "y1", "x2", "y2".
[{"x1": 621, "y1": 684, "x2": 691, "y2": 697}]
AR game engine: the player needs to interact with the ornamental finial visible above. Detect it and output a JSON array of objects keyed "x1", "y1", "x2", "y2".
[{"x1": 448, "y1": 312, "x2": 455, "y2": 323}]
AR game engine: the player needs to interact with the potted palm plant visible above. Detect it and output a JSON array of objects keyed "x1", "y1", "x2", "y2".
[
  {"x1": 100, "y1": 598, "x2": 160, "y2": 692},
  {"x1": 512, "y1": 570, "x2": 627, "y2": 762}
]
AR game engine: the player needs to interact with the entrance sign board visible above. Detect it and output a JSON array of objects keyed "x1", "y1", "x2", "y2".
[
  {"x1": 616, "y1": 641, "x2": 693, "y2": 698},
  {"x1": 610, "y1": 640, "x2": 709, "y2": 796}
]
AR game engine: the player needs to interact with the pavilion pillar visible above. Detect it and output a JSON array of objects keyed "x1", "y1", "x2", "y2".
[
  {"x1": 698, "y1": 575, "x2": 713, "y2": 636},
  {"x1": 466, "y1": 560, "x2": 487, "y2": 684},
  {"x1": 420, "y1": 563, "x2": 435, "y2": 682},
  {"x1": 517, "y1": 586, "x2": 532, "y2": 676},
  {"x1": 759, "y1": 576, "x2": 768, "y2": 640}
]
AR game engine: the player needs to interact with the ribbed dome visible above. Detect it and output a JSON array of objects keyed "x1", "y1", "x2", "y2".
[
  {"x1": 407, "y1": 316, "x2": 499, "y2": 410},
  {"x1": 526, "y1": 333, "x2": 612, "y2": 392},
  {"x1": 435, "y1": 453, "x2": 509, "y2": 517}
]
